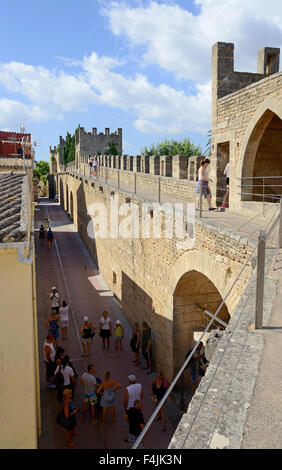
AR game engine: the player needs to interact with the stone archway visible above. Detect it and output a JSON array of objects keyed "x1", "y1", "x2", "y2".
[
  {"x1": 173, "y1": 270, "x2": 230, "y2": 379},
  {"x1": 239, "y1": 97, "x2": 282, "y2": 202},
  {"x1": 66, "y1": 184, "x2": 69, "y2": 213},
  {"x1": 70, "y1": 191, "x2": 74, "y2": 221},
  {"x1": 165, "y1": 249, "x2": 237, "y2": 382}
]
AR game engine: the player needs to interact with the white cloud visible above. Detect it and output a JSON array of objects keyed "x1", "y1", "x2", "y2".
[
  {"x1": 0, "y1": 98, "x2": 48, "y2": 127},
  {"x1": 106, "y1": 0, "x2": 282, "y2": 80}
]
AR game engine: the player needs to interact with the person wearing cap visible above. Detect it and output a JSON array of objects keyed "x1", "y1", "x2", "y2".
[
  {"x1": 50, "y1": 286, "x2": 60, "y2": 314},
  {"x1": 81, "y1": 316, "x2": 96, "y2": 358},
  {"x1": 114, "y1": 320, "x2": 124, "y2": 351},
  {"x1": 44, "y1": 334, "x2": 56, "y2": 389},
  {"x1": 124, "y1": 375, "x2": 143, "y2": 421},
  {"x1": 99, "y1": 311, "x2": 112, "y2": 350}
]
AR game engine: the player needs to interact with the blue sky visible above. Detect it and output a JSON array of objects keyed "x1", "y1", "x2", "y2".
[{"x1": 1, "y1": 0, "x2": 282, "y2": 162}]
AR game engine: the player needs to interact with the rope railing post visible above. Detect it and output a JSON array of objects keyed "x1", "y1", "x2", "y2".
[
  {"x1": 255, "y1": 229, "x2": 266, "y2": 329},
  {"x1": 199, "y1": 182, "x2": 203, "y2": 218},
  {"x1": 132, "y1": 241, "x2": 258, "y2": 449},
  {"x1": 158, "y1": 176, "x2": 161, "y2": 203}
]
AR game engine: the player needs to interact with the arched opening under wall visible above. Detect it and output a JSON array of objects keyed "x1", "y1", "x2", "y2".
[
  {"x1": 242, "y1": 110, "x2": 282, "y2": 203},
  {"x1": 66, "y1": 184, "x2": 69, "y2": 213},
  {"x1": 173, "y1": 270, "x2": 230, "y2": 388},
  {"x1": 59, "y1": 179, "x2": 64, "y2": 208},
  {"x1": 70, "y1": 191, "x2": 74, "y2": 221}
]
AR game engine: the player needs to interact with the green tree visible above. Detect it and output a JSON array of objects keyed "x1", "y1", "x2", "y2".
[
  {"x1": 141, "y1": 137, "x2": 202, "y2": 160},
  {"x1": 34, "y1": 160, "x2": 50, "y2": 184},
  {"x1": 106, "y1": 142, "x2": 118, "y2": 155},
  {"x1": 62, "y1": 130, "x2": 76, "y2": 163}
]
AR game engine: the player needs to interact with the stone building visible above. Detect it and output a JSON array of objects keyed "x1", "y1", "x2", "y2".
[{"x1": 210, "y1": 42, "x2": 282, "y2": 217}]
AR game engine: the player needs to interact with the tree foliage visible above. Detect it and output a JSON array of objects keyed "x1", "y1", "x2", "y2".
[
  {"x1": 62, "y1": 132, "x2": 76, "y2": 164},
  {"x1": 141, "y1": 138, "x2": 202, "y2": 159},
  {"x1": 34, "y1": 160, "x2": 50, "y2": 185}
]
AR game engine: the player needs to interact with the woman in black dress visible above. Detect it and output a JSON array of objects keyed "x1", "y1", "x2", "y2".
[{"x1": 130, "y1": 322, "x2": 141, "y2": 365}]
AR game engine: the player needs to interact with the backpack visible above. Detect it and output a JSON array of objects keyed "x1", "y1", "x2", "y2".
[{"x1": 55, "y1": 366, "x2": 64, "y2": 389}]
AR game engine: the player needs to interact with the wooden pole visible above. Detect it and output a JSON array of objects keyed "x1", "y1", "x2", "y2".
[
  {"x1": 134, "y1": 172, "x2": 137, "y2": 194},
  {"x1": 158, "y1": 176, "x2": 161, "y2": 203},
  {"x1": 255, "y1": 229, "x2": 266, "y2": 329}
]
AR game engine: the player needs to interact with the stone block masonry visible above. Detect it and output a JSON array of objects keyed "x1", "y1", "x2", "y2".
[{"x1": 58, "y1": 172, "x2": 254, "y2": 382}]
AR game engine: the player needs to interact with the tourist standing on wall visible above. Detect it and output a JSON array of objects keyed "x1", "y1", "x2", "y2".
[
  {"x1": 89, "y1": 155, "x2": 93, "y2": 176},
  {"x1": 80, "y1": 364, "x2": 98, "y2": 424},
  {"x1": 59, "y1": 300, "x2": 69, "y2": 340},
  {"x1": 141, "y1": 322, "x2": 153, "y2": 374},
  {"x1": 151, "y1": 371, "x2": 169, "y2": 432},
  {"x1": 195, "y1": 159, "x2": 216, "y2": 211},
  {"x1": 93, "y1": 156, "x2": 98, "y2": 179},
  {"x1": 50, "y1": 286, "x2": 60, "y2": 314},
  {"x1": 130, "y1": 322, "x2": 141, "y2": 366},
  {"x1": 96, "y1": 371, "x2": 122, "y2": 425},
  {"x1": 44, "y1": 334, "x2": 56, "y2": 389},
  {"x1": 221, "y1": 162, "x2": 230, "y2": 208},
  {"x1": 99, "y1": 311, "x2": 112, "y2": 350},
  {"x1": 185, "y1": 342, "x2": 208, "y2": 395}
]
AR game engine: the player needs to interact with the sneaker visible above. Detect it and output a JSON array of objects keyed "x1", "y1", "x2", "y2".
[{"x1": 208, "y1": 208, "x2": 216, "y2": 211}]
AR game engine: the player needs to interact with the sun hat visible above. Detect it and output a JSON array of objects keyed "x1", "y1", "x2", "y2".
[
  {"x1": 83, "y1": 316, "x2": 89, "y2": 322},
  {"x1": 115, "y1": 320, "x2": 121, "y2": 324},
  {"x1": 128, "y1": 374, "x2": 136, "y2": 382},
  {"x1": 51, "y1": 286, "x2": 56, "y2": 290}
]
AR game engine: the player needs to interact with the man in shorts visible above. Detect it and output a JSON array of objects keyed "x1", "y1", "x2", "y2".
[
  {"x1": 80, "y1": 364, "x2": 98, "y2": 424},
  {"x1": 141, "y1": 322, "x2": 153, "y2": 374},
  {"x1": 50, "y1": 286, "x2": 60, "y2": 314}
]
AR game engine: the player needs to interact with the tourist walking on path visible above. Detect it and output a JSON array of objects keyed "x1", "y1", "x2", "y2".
[
  {"x1": 221, "y1": 162, "x2": 230, "y2": 208},
  {"x1": 55, "y1": 355, "x2": 76, "y2": 399},
  {"x1": 124, "y1": 375, "x2": 143, "y2": 418},
  {"x1": 59, "y1": 300, "x2": 69, "y2": 340},
  {"x1": 195, "y1": 158, "x2": 215, "y2": 211},
  {"x1": 114, "y1": 320, "x2": 124, "y2": 351},
  {"x1": 44, "y1": 309, "x2": 60, "y2": 348},
  {"x1": 130, "y1": 322, "x2": 141, "y2": 365},
  {"x1": 80, "y1": 316, "x2": 96, "y2": 357},
  {"x1": 89, "y1": 156, "x2": 93, "y2": 176},
  {"x1": 39, "y1": 224, "x2": 45, "y2": 245},
  {"x1": 97, "y1": 371, "x2": 122, "y2": 425},
  {"x1": 151, "y1": 371, "x2": 169, "y2": 432},
  {"x1": 47, "y1": 227, "x2": 54, "y2": 249},
  {"x1": 80, "y1": 364, "x2": 98, "y2": 424},
  {"x1": 125, "y1": 400, "x2": 145, "y2": 448},
  {"x1": 56, "y1": 388, "x2": 79, "y2": 448},
  {"x1": 99, "y1": 311, "x2": 112, "y2": 350},
  {"x1": 49, "y1": 286, "x2": 60, "y2": 314},
  {"x1": 141, "y1": 321, "x2": 153, "y2": 374},
  {"x1": 44, "y1": 334, "x2": 56, "y2": 389}
]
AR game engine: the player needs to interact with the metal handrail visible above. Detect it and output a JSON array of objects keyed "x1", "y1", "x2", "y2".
[{"x1": 132, "y1": 241, "x2": 258, "y2": 449}]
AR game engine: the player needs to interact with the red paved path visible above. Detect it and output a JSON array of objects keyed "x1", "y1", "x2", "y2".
[{"x1": 35, "y1": 199, "x2": 176, "y2": 449}]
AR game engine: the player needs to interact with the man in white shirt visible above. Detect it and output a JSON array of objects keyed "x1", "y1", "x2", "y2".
[
  {"x1": 124, "y1": 375, "x2": 143, "y2": 416},
  {"x1": 50, "y1": 286, "x2": 60, "y2": 314},
  {"x1": 80, "y1": 364, "x2": 98, "y2": 424}
]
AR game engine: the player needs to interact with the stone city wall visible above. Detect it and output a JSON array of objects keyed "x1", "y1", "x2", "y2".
[{"x1": 58, "y1": 172, "x2": 255, "y2": 380}]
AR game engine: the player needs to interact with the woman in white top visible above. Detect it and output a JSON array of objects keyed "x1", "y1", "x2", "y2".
[
  {"x1": 99, "y1": 311, "x2": 112, "y2": 350},
  {"x1": 59, "y1": 300, "x2": 69, "y2": 340},
  {"x1": 55, "y1": 355, "x2": 76, "y2": 398}
]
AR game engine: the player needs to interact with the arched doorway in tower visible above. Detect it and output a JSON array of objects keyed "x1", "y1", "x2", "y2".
[
  {"x1": 70, "y1": 191, "x2": 74, "y2": 221},
  {"x1": 173, "y1": 270, "x2": 230, "y2": 386},
  {"x1": 242, "y1": 110, "x2": 282, "y2": 202}
]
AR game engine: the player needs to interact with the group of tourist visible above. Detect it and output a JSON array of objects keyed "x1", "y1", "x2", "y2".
[
  {"x1": 39, "y1": 225, "x2": 54, "y2": 248},
  {"x1": 195, "y1": 159, "x2": 230, "y2": 210},
  {"x1": 88, "y1": 156, "x2": 98, "y2": 178},
  {"x1": 43, "y1": 287, "x2": 170, "y2": 448}
]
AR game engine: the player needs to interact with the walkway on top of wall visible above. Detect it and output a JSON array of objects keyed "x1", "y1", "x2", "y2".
[{"x1": 65, "y1": 170, "x2": 278, "y2": 243}]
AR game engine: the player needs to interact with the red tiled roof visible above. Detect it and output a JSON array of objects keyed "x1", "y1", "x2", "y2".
[{"x1": 0, "y1": 131, "x2": 31, "y2": 158}]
